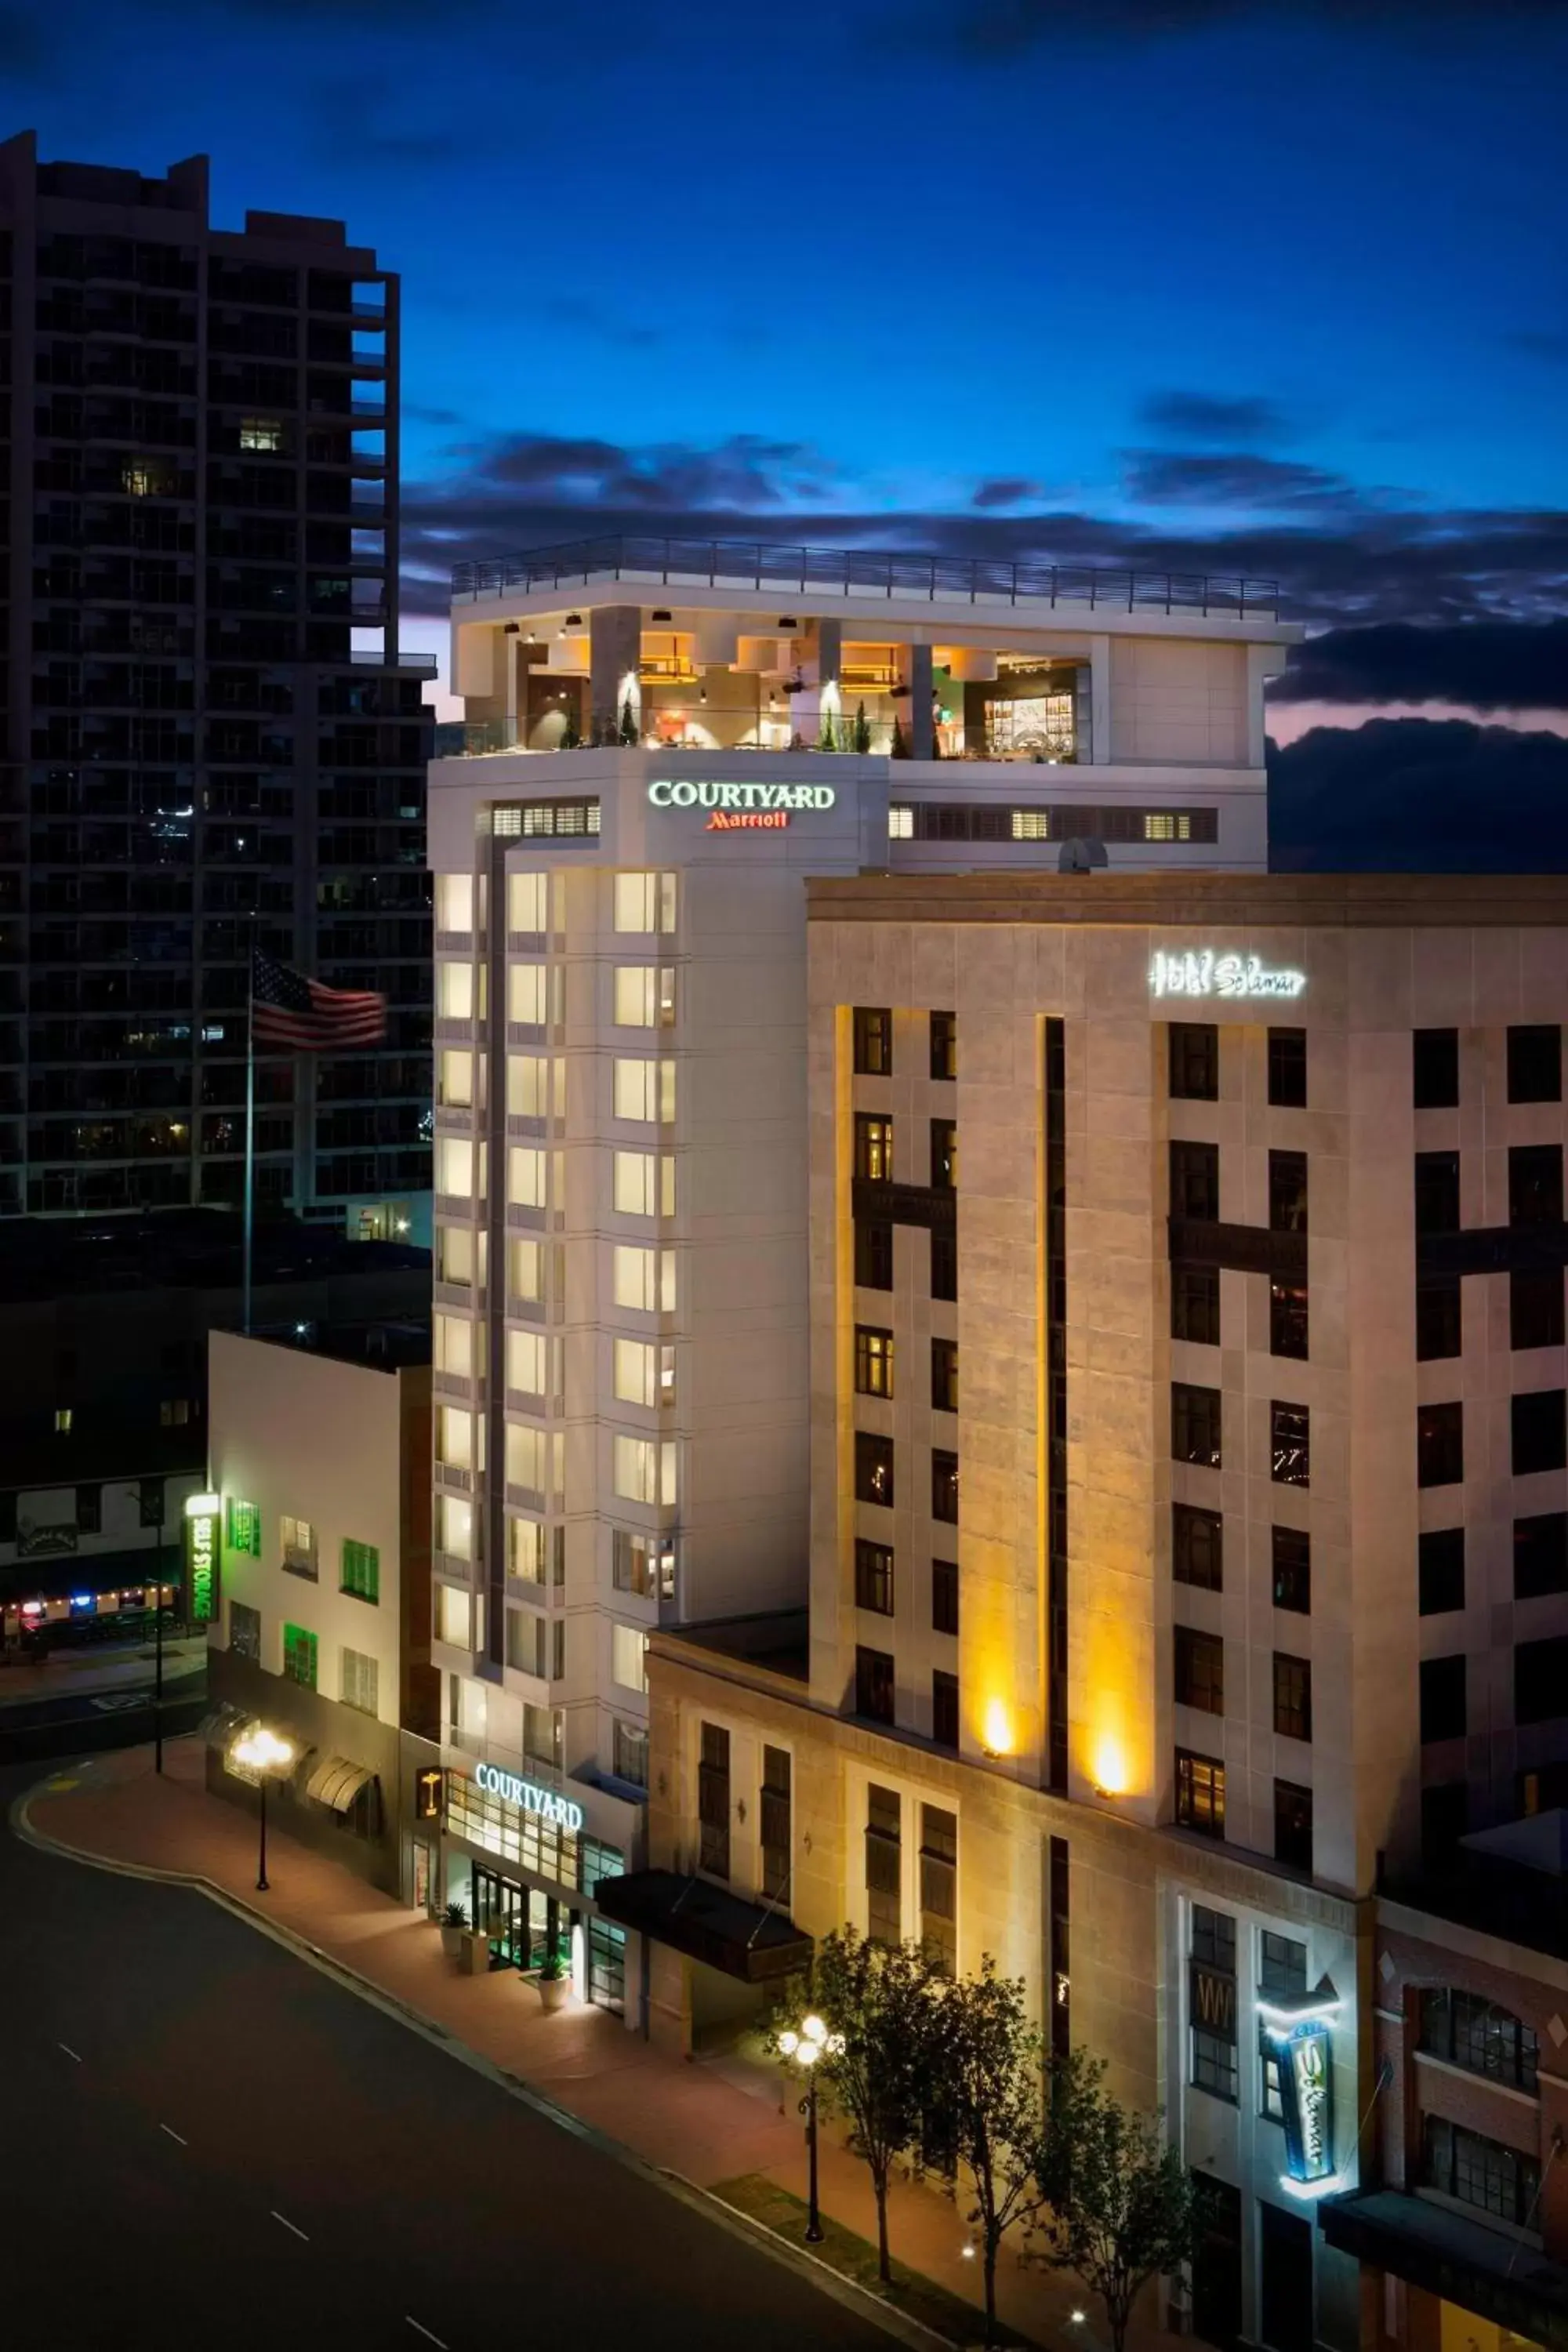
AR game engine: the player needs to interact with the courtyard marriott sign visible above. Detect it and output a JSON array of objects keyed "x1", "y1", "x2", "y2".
[
  {"x1": 1149, "y1": 949, "x2": 1305, "y2": 1001},
  {"x1": 648, "y1": 779, "x2": 836, "y2": 832},
  {"x1": 474, "y1": 1759, "x2": 584, "y2": 1834}
]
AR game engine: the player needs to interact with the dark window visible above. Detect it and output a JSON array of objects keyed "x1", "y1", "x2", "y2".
[
  {"x1": 281, "y1": 1623, "x2": 317, "y2": 1689},
  {"x1": 1269, "y1": 1150, "x2": 1308, "y2": 1235},
  {"x1": 1421, "y1": 2115, "x2": 1541, "y2": 2228},
  {"x1": 866, "y1": 1785, "x2": 902, "y2": 1943},
  {"x1": 1516, "y1": 1635, "x2": 1568, "y2": 1726},
  {"x1": 699, "y1": 1722, "x2": 731, "y2": 1878},
  {"x1": 855, "y1": 1539, "x2": 894, "y2": 1615},
  {"x1": 1272, "y1": 1526, "x2": 1311, "y2": 1613},
  {"x1": 1267, "y1": 1029, "x2": 1308, "y2": 1109},
  {"x1": 1418, "y1": 1401, "x2": 1465, "y2": 1487},
  {"x1": 920, "y1": 1803, "x2": 959, "y2": 1969},
  {"x1": 1510, "y1": 1145, "x2": 1563, "y2": 1227},
  {"x1": 931, "y1": 1226, "x2": 957, "y2": 1301},
  {"x1": 1175, "y1": 1627, "x2": 1225, "y2": 1715},
  {"x1": 1417, "y1": 1276, "x2": 1463, "y2": 1361},
  {"x1": 931, "y1": 1449, "x2": 959, "y2": 1525},
  {"x1": 760, "y1": 1746, "x2": 791, "y2": 1902},
  {"x1": 1512, "y1": 1271, "x2": 1566, "y2": 1352},
  {"x1": 1272, "y1": 1653, "x2": 1312, "y2": 1742},
  {"x1": 1413, "y1": 1028, "x2": 1460, "y2": 1109},
  {"x1": 929, "y1": 1011, "x2": 956, "y2": 1082},
  {"x1": 855, "y1": 1325, "x2": 895, "y2": 1398},
  {"x1": 1271, "y1": 1401, "x2": 1310, "y2": 1487},
  {"x1": 1176, "y1": 1748, "x2": 1225, "y2": 1838},
  {"x1": 1189, "y1": 1904, "x2": 1237, "y2": 2099},
  {"x1": 1174, "y1": 1503, "x2": 1224, "y2": 1592},
  {"x1": 1270, "y1": 1281, "x2": 1309, "y2": 1360},
  {"x1": 1191, "y1": 2025, "x2": 1239, "y2": 2103},
  {"x1": 854, "y1": 1112, "x2": 894, "y2": 1181},
  {"x1": 1508, "y1": 1024, "x2": 1562, "y2": 1105},
  {"x1": 1170, "y1": 1023, "x2": 1219, "y2": 1102},
  {"x1": 932, "y1": 1557, "x2": 960, "y2": 1635},
  {"x1": 1191, "y1": 1904, "x2": 1236, "y2": 1973},
  {"x1": 855, "y1": 1431, "x2": 895, "y2": 1507},
  {"x1": 930, "y1": 1120, "x2": 957, "y2": 1190},
  {"x1": 137, "y1": 1478, "x2": 165, "y2": 1530},
  {"x1": 1422, "y1": 1780, "x2": 1469, "y2": 1863},
  {"x1": 855, "y1": 1218, "x2": 893, "y2": 1290},
  {"x1": 1414, "y1": 1151, "x2": 1461, "y2": 1236},
  {"x1": 1515, "y1": 1512, "x2": 1568, "y2": 1600},
  {"x1": 1421, "y1": 1654, "x2": 1467, "y2": 1742},
  {"x1": 931, "y1": 1671, "x2": 960, "y2": 1752},
  {"x1": 1513, "y1": 1389, "x2": 1566, "y2": 1477},
  {"x1": 1419, "y1": 1528, "x2": 1465, "y2": 1615},
  {"x1": 229, "y1": 1599, "x2": 261, "y2": 1663},
  {"x1": 1174, "y1": 1383, "x2": 1223, "y2": 1468},
  {"x1": 1419, "y1": 1988, "x2": 1539, "y2": 2094},
  {"x1": 855, "y1": 1646, "x2": 896, "y2": 1726},
  {"x1": 1174, "y1": 1265, "x2": 1221, "y2": 1346},
  {"x1": 853, "y1": 1006, "x2": 892, "y2": 1076},
  {"x1": 1260, "y1": 1930, "x2": 1308, "y2": 2003},
  {"x1": 75, "y1": 1483, "x2": 102, "y2": 1534},
  {"x1": 931, "y1": 1337, "x2": 959, "y2": 1414},
  {"x1": 1171, "y1": 1139, "x2": 1221, "y2": 1221},
  {"x1": 1274, "y1": 1780, "x2": 1313, "y2": 1873}
]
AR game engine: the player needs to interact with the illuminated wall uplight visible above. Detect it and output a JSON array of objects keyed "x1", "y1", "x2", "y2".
[
  {"x1": 982, "y1": 1697, "x2": 1012, "y2": 1758},
  {"x1": 1092, "y1": 1733, "x2": 1129, "y2": 1797}
]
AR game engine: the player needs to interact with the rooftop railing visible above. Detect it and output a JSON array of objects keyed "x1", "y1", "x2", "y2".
[{"x1": 451, "y1": 534, "x2": 1280, "y2": 620}]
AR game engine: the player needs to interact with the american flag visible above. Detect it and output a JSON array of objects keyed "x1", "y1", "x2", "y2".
[{"x1": 252, "y1": 952, "x2": 387, "y2": 1051}]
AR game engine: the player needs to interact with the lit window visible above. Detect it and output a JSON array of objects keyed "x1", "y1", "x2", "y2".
[
  {"x1": 340, "y1": 1541, "x2": 379, "y2": 1603},
  {"x1": 438, "y1": 1050, "x2": 473, "y2": 1108},
  {"x1": 887, "y1": 806, "x2": 913, "y2": 840},
  {"x1": 54, "y1": 1407, "x2": 73, "y2": 1434},
  {"x1": 434, "y1": 873, "x2": 474, "y2": 933},
  {"x1": 281, "y1": 1623, "x2": 318, "y2": 1688},
  {"x1": 615, "y1": 1338, "x2": 659, "y2": 1407},
  {"x1": 509, "y1": 964, "x2": 550, "y2": 1026},
  {"x1": 437, "y1": 1494, "x2": 472, "y2": 1561},
  {"x1": 507, "y1": 1055, "x2": 560, "y2": 1117},
  {"x1": 615, "y1": 871, "x2": 677, "y2": 934},
  {"x1": 437, "y1": 1406, "x2": 474, "y2": 1471},
  {"x1": 508, "y1": 1238, "x2": 543, "y2": 1301},
  {"x1": 434, "y1": 1314, "x2": 473, "y2": 1377},
  {"x1": 612, "y1": 1621, "x2": 650, "y2": 1693},
  {"x1": 613, "y1": 1150, "x2": 673, "y2": 1217},
  {"x1": 506, "y1": 1330, "x2": 546, "y2": 1396},
  {"x1": 436, "y1": 1137, "x2": 474, "y2": 1199},
  {"x1": 435, "y1": 1581, "x2": 473, "y2": 1649},
  {"x1": 160, "y1": 1399, "x2": 191, "y2": 1428},
  {"x1": 1011, "y1": 809, "x2": 1050, "y2": 840},
  {"x1": 341, "y1": 1646, "x2": 379, "y2": 1716},
  {"x1": 437, "y1": 1225, "x2": 474, "y2": 1287},
  {"x1": 437, "y1": 961, "x2": 473, "y2": 1021},
  {"x1": 614, "y1": 967, "x2": 658, "y2": 1027},
  {"x1": 506, "y1": 872, "x2": 547, "y2": 931},
  {"x1": 1145, "y1": 812, "x2": 1192, "y2": 841},
  {"x1": 508, "y1": 1518, "x2": 545, "y2": 1584},
  {"x1": 613, "y1": 1244, "x2": 675, "y2": 1312},
  {"x1": 506, "y1": 1423, "x2": 549, "y2": 1492},
  {"x1": 239, "y1": 416, "x2": 285, "y2": 452},
  {"x1": 281, "y1": 1515, "x2": 317, "y2": 1576},
  {"x1": 613, "y1": 1058, "x2": 676, "y2": 1124},
  {"x1": 508, "y1": 1147, "x2": 548, "y2": 1208}
]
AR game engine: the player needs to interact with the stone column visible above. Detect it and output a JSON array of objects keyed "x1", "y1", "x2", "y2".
[
  {"x1": 1089, "y1": 633, "x2": 1112, "y2": 764},
  {"x1": 906, "y1": 641, "x2": 935, "y2": 760},
  {"x1": 589, "y1": 604, "x2": 641, "y2": 742}
]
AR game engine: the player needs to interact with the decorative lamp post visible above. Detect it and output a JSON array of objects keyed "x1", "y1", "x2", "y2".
[
  {"x1": 777, "y1": 2011, "x2": 843, "y2": 2244},
  {"x1": 230, "y1": 1726, "x2": 296, "y2": 1892}
]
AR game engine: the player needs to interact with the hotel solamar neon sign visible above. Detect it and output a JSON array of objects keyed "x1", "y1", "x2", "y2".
[
  {"x1": 648, "y1": 779, "x2": 836, "y2": 832},
  {"x1": 1149, "y1": 949, "x2": 1306, "y2": 1000}
]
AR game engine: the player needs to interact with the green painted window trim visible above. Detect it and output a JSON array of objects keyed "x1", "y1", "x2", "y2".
[
  {"x1": 225, "y1": 1497, "x2": 262, "y2": 1558},
  {"x1": 281, "y1": 1622, "x2": 318, "y2": 1690},
  {"x1": 340, "y1": 1537, "x2": 380, "y2": 1603}
]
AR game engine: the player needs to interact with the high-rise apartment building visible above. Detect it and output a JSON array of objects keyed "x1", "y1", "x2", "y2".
[{"x1": 0, "y1": 132, "x2": 432, "y2": 1228}]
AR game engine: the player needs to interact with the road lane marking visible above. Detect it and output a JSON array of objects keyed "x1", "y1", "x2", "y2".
[
  {"x1": 58, "y1": 2043, "x2": 82, "y2": 2063},
  {"x1": 405, "y1": 2323, "x2": 448, "y2": 2349},
  {"x1": 271, "y1": 2211, "x2": 309, "y2": 2241},
  {"x1": 160, "y1": 2125, "x2": 187, "y2": 2146}
]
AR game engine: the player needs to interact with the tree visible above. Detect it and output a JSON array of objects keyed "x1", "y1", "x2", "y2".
[
  {"x1": 819, "y1": 704, "x2": 838, "y2": 752},
  {"x1": 1032, "y1": 2049, "x2": 1197, "y2": 2352},
  {"x1": 890, "y1": 714, "x2": 909, "y2": 759},
  {"x1": 619, "y1": 693, "x2": 637, "y2": 745},
  {"x1": 853, "y1": 699, "x2": 872, "y2": 754},
  {"x1": 927, "y1": 1958, "x2": 1043, "y2": 2345}
]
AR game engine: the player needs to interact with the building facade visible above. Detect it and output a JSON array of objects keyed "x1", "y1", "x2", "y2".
[{"x1": 0, "y1": 132, "x2": 432, "y2": 1230}]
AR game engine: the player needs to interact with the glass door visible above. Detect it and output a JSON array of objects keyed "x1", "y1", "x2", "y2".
[{"x1": 470, "y1": 1864, "x2": 526, "y2": 1968}]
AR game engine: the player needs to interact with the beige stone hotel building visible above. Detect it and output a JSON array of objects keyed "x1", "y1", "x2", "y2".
[{"x1": 629, "y1": 870, "x2": 1568, "y2": 2352}]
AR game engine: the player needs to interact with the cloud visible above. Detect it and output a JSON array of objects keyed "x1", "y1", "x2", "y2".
[
  {"x1": 1276, "y1": 619, "x2": 1568, "y2": 710},
  {"x1": 971, "y1": 477, "x2": 1044, "y2": 509},
  {"x1": 938, "y1": 0, "x2": 1568, "y2": 54},
  {"x1": 1120, "y1": 448, "x2": 1364, "y2": 510},
  {"x1": 1138, "y1": 390, "x2": 1297, "y2": 445},
  {"x1": 405, "y1": 403, "x2": 465, "y2": 428},
  {"x1": 1269, "y1": 718, "x2": 1568, "y2": 873}
]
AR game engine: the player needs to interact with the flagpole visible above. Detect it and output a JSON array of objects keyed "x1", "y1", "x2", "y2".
[{"x1": 243, "y1": 938, "x2": 256, "y2": 1337}]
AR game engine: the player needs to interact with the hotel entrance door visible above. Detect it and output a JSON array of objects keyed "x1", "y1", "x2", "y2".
[{"x1": 470, "y1": 1864, "x2": 527, "y2": 1968}]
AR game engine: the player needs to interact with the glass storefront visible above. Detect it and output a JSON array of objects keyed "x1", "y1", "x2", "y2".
[{"x1": 440, "y1": 1766, "x2": 626, "y2": 2013}]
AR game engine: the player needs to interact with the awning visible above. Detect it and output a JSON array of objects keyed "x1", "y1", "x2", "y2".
[
  {"x1": 306, "y1": 1754, "x2": 376, "y2": 1813},
  {"x1": 593, "y1": 1868, "x2": 811, "y2": 1984},
  {"x1": 1319, "y1": 2190, "x2": 1568, "y2": 2352},
  {"x1": 198, "y1": 1700, "x2": 258, "y2": 1746}
]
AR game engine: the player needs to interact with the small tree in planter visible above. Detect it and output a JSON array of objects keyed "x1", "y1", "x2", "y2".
[
  {"x1": 440, "y1": 1900, "x2": 468, "y2": 1960},
  {"x1": 819, "y1": 705, "x2": 838, "y2": 753},
  {"x1": 1032, "y1": 2049, "x2": 1197, "y2": 2352},
  {"x1": 619, "y1": 694, "x2": 638, "y2": 746},
  {"x1": 534, "y1": 1947, "x2": 572, "y2": 2013},
  {"x1": 927, "y1": 1957, "x2": 1043, "y2": 2346},
  {"x1": 890, "y1": 716, "x2": 909, "y2": 760},
  {"x1": 852, "y1": 700, "x2": 872, "y2": 755}
]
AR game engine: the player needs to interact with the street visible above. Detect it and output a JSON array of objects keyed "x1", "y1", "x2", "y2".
[{"x1": 1, "y1": 1755, "x2": 893, "y2": 2352}]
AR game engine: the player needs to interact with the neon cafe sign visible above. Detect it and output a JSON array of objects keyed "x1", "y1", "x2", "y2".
[
  {"x1": 1149, "y1": 950, "x2": 1305, "y2": 1000},
  {"x1": 474, "y1": 1759, "x2": 584, "y2": 1834},
  {"x1": 648, "y1": 779, "x2": 836, "y2": 832},
  {"x1": 1259, "y1": 1983, "x2": 1343, "y2": 2200}
]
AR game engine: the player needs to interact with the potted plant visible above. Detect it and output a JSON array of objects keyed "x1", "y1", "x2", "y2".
[
  {"x1": 534, "y1": 1949, "x2": 572, "y2": 2013},
  {"x1": 440, "y1": 1900, "x2": 468, "y2": 1960}
]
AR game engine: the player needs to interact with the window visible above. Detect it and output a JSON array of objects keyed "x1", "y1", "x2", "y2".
[
  {"x1": 524, "y1": 1703, "x2": 563, "y2": 1771},
  {"x1": 340, "y1": 1540, "x2": 379, "y2": 1603},
  {"x1": 229, "y1": 1599, "x2": 261, "y2": 1662},
  {"x1": 1508, "y1": 1024, "x2": 1562, "y2": 1105},
  {"x1": 612, "y1": 1243, "x2": 674, "y2": 1312},
  {"x1": 930, "y1": 1011, "x2": 957, "y2": 1081},
  {"x1": 761, "y1": 1747, "x2": 792, "y2": 1900},
  {"x1": 1423, "y1": 1780, "x2": 1469, "y2": 1861},
  {"x1": 699, "y1": 1722, "x2": 731, "y2": 1878},
  {"x1": 508, "y1": 1238, "x2": 543, "y2": 1302},
  {"x1": 436, "y1": 1136, "x2": 474, "y2": 1200},
  {"x1": 931, "y1": 1449, "x2": 959, "y2": 1526},
  {"x1": 226, "y1": 1497, "x2": 261, "y2": 1558},
  {"x1": 1516, "y1": 1635, "x2": 1568, "y2": 1726},
  {"x1": 434, "y1": 1313, "x2": 474, "y2": 1378},
  {"x1": 1421, "y1": 1654, "x2": 1467, "y2": 1742},
  {"x1": 160, "y1": 1399, "x2": 192, "y2": 1429},
  {"x1": 282, "y1": 1622, "x2": 318, "y2": 1690},
  {"x1": 1273, "y1": 1653, "x2": 1312, "y2": 1741},
  {"x1": 930, "y1": 1120, "x2": 958, "y2": 1190},
  {"x1": 932, "y1": 1557, "x2": 960, "y2": 1635},
  {"x1": 1275, "y1": 1780, "x2": 1313, "y2": 1872},
  {"x1": 887, "y1": 804, "x2": 913, "y2": 840},
  {"x1": 506, "y1": 1330, "x2": 547, "y2": 1399},
  {"x1": 1418, "y1": 1400, "x2": 1465, "y2": 1487},
  {"x1": 1268, "y1": 1029, "x2": 1308, "y2": 1109},
  {"x1": 341, "y1": 1647, "x2": 379, "y2": 1717},
  {"x1": 855, "y1": 1113, "x2": 894, "y2": 1181},
  {"x1": 437, "y1": 960, "x2": 474, "y2": 1022},
  {"x1": 920, "y1": 1805, "x2": 958, "y2": 1969},
  {"x1": 508, "y1": 1053, "x2": 559, "y2": 1118},
  {"x1": 1271, "y1": 1281, "x2": 1309, "y2": 1360},
  {"x1": 613, "y1": 1058, "x2": 675, "y2": 1123},
  {"x1": 138, "y1": 1479, "x2": 165, "y2": 1531},
  {"x1": 1173, "y1": 1265, "x2": 1221, "y2": 1346},
  {"x1": 855, "y1": 1540, "x2": 894, "y2": 1615},
  {"x1": 1189, "y1": 1904, "x2": 1237, "y2": 2098},
  {"x1": 931, "y1": 1338, "x2": 958, "y2": 1414},
  {"x1": 853, "y1": 1006, "x2": 893, "y2": 1075},
  {"x1": 855, "y1": 1432, "x2": 895, "y2": 1507},
  {"x1": 613, "y1": 1149, "x2": 674, "y2": 1218},
  {"x1": 1271, "y1": 1401, "x2": 1310, "y2": 1487},
  {"x1": 1272, "y1": 1526, "x2": 1311, "y2": 1613},
  {"x1": 613, "y1": 1338, "x2": 658, "y2": 1407},
  {"x1": 437, "y1": 1495, "x2": 472, "y2": 1562},
  {"x1": 436, "y1": 872, "x2": 475, "y2": 934},
  {"x1": 1269, "y1": 1150, "x2": 1308, "y2": 1235},
  {"x1": 1414, "y1": 1152, "x2": 1461, "y2": 1236},
  {"x1": 1417, "y1": 1276, "x2": 1463, "y2": 1361},
  {"x1": 866, "y1": 1784, "x2": 902, "y2": 1942},
  {"x1": 1169, "y1": 1023, "x2": 1219, "y2": 1102},
  {"x1": 613, "y1": 1719, "x2": 649, "y2": 1789},
  {"x1": 856, "y1": 1219, "x2": 894, "y2": 1291},
  {"x1": 510, "y1": 1519, "x2": 545, "y2": 1584},
  {"x1": 614, "y1": 871, "x2": 676, "y2": 934},
  {"x1": 1419, "y1": 1528, "x2": 1465, "y2": 1614},
  {"x1": 1513, "y1": 1389, "x2": 1566, "y2": 1477},
  {"x1": 76, "y1": 1483, "x2": 102, "y2": 1534},
  {"x1": 932, "y1": 1670, "x2": 960, "y2": 1752},
  {"x1": 437, "y1": 1406, "x2": 475, "y2": 1471},
  {"x1": 612, "y1": 1528, "x2": 674, "y2": 1602},
  {"x1": 613, "y1": 966, "x2": 673, "y2": 1028},
  {"x1": 931, "y1": 1227, "x2": 957, "y2": 1301},
  {"x1": 1515, "y1": 1512, "x2": 1568, "y2": 1600},
  {"x1": 1258, "y1": 1932, "x2": 1308, "y2": 2114},
  {"x1": 1413, "y1": 1028, "x2": 1460, "y2": 1109},
  {"x1": 1512, "y1": 1271, "x2": 1566, "y2": 1352},
  {"x1": 281, "y1": 1515, "x2": 317, "y2": 1577},
  {"x1": 856, "y1": 1646, "x2": 895, "y2": 1726},
  {"x1": 506, "y1": 872, "x2": 546, "y2": 931},
  {"x1": 1512, "y1": 1145, "x2": 1564, "y2": 1228},
  {"x1": 1421, "y1": 2116, "x2": 1541, "y2": 2228},
  {"x1": 1174, "y1": 1503, "x2": 1223, "y2": 1592},
  {"x1": 1177, "y1": 1749, "x2": 1225, "y2": 1838},
  {"x1": 612, "y1": 1621, "x2": 648, "y2": 1693},
  {"x1": 1173, "y1": 1383, "x2": 1223, "y2": 1468},
  {"x1": 613, "y1": 1436, "x2": 674, "y2": 1508},
  {"x1": 855, "y1": 1326, "x2": 895, "y2": 1398},
  {"x1": 1175, "y1": 1627, "x2": 1225, "y2": 1715},
  {"x1": 438, "y1": 1225, "x2": 475, "y2": 1287},
  {"x1": 54, "y1": 1407, "x2": 72, "y2": 1434},
  {"x1": 239, "y1": 416, "x2": 285, "y2": 452},
  {"x1": 438, "y1": 1049, "x2": 474, "y2": 1109},
  {"x1": 508, "y1": 1146, "x2": 549, "y2": 1208},
  {"x1": 1171, "y1": 1139, "x2": 1220, "y2": 1221},
  {"x1": 1420, "y1": 1988, "x2": 1539, "y2": 2094}
]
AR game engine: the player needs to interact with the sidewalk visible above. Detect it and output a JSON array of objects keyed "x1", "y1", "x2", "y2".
[
  {"x1": 0, "y1": 1636, "x2": 206, "y2": 1709},
  {"x1": 20, "y1": 1737, "x2": 1182, "y2": 2352}
]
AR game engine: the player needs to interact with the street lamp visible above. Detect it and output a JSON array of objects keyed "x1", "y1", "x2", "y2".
[
  {"x1": 230, "y1": 1725, "x2": 295, "y2": 1892},
  {"x1": 778, "y1": 2011, "x2": 843, "y2": 2245}
]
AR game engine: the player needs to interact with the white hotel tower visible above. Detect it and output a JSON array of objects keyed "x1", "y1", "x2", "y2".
[{"x1": 423, "y1": 534, "x2": 1298, "y2": 2009}]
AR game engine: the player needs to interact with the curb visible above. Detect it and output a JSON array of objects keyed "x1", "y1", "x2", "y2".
[{"x1": 13, "y1": 1764, "x2": 949, "y2": 2352}]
